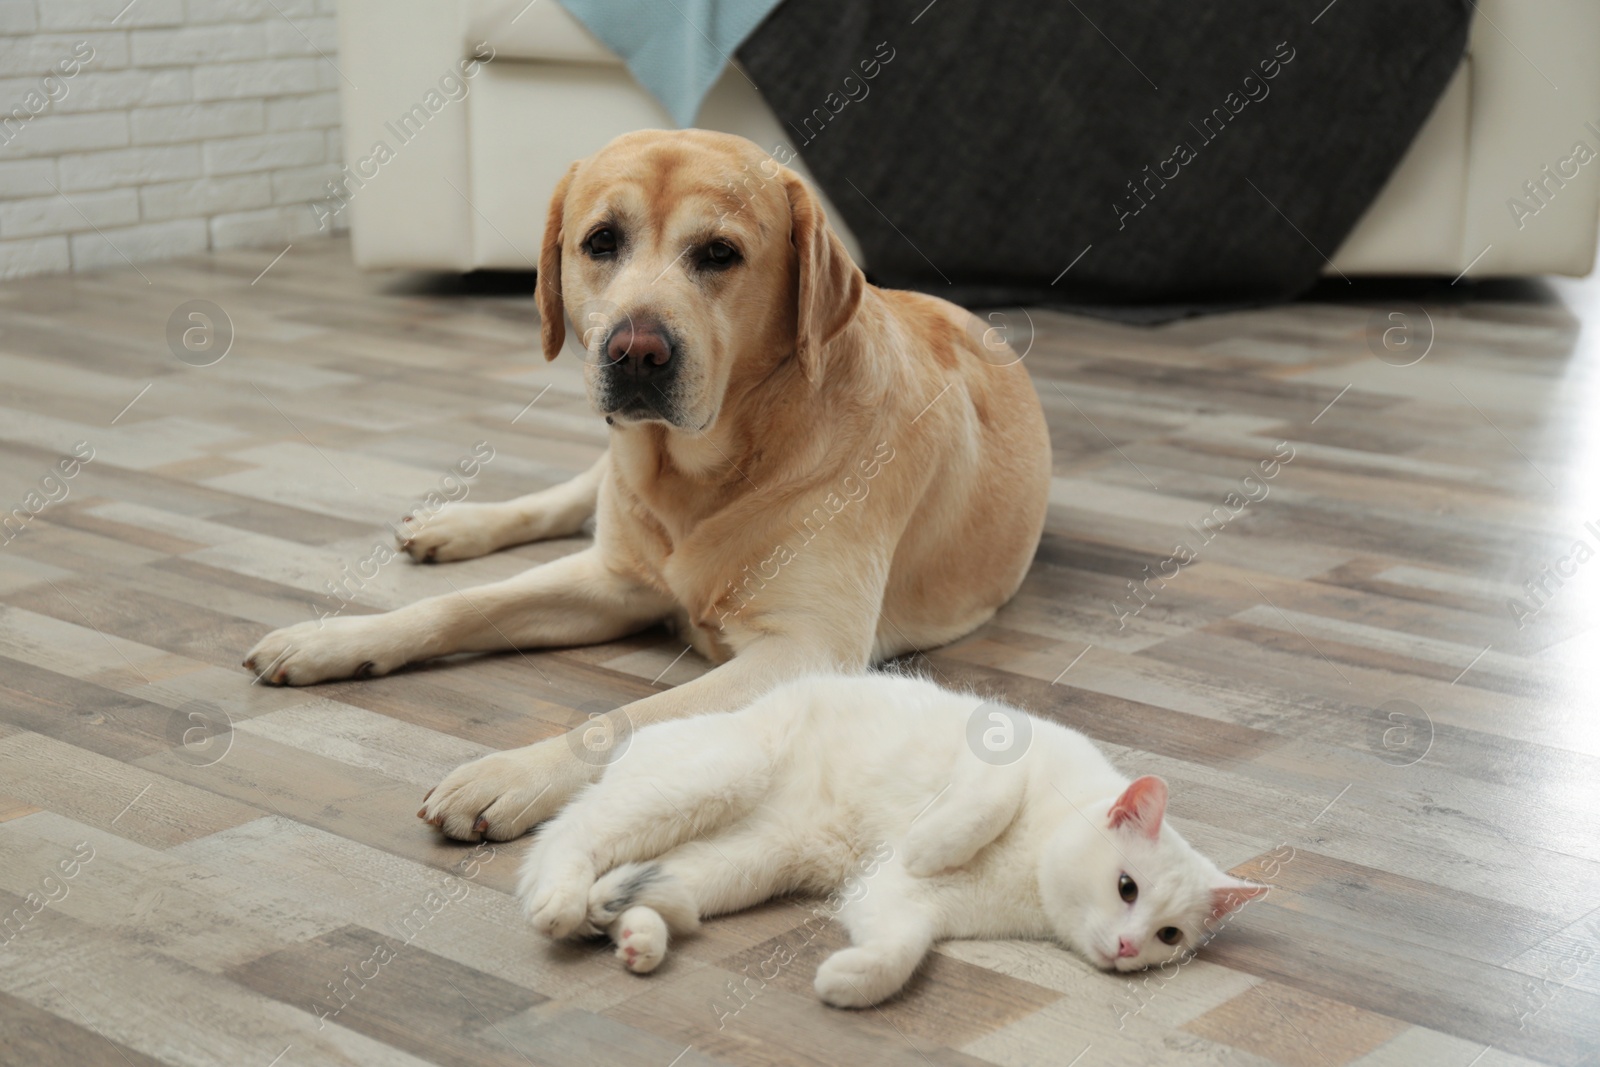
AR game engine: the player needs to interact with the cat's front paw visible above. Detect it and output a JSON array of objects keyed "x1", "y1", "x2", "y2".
[
  {"x1": 524, "y1": 875, "x2": 592, "y2": 939},
  {"x1": 814, "y1": 947, "x2": 906, "y2": 1008}
]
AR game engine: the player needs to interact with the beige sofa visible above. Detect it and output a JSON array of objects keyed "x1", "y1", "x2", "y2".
[{"x1": 335, "y1": 0, "x2": 1600, "y2": 279}]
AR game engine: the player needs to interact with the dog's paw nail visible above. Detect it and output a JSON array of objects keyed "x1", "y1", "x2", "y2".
[
  {"x1": 473, "y1": 816, "x2": 489, "y2": 833},
  {"x1": 402, "y1": 515, "x2": 413, "y2": 524},
  {"x1": 428, "y1": 814, "x2": 444, "y2": 827},
  {"x1": 416, "y1": 807, "x2": 428, "y2": 819},
  {"x1": 355, "y1": 661, "x2": 376, "y2": 678},
  {"x1": 424, "y1": 787, "x2": 434, "y2": 801},
  {"x1": 270, "y1": 669, "x2": 288, "y2": 685}
]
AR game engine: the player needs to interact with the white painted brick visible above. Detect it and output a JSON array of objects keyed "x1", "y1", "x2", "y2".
[
  {"x1": 0, "y1": 106, "x2": 46, "y2": 151},
  {"x1": 0, "y1": 80, "x2": 60, "y2": 122},
  {"x1": 0, "y1": 0, "x2": 344, "y2": 275},
  {"x1": 7, "y1": 68, "x2": 192, "y2": 113},
  {"x1": 0, "y1": 0, "x2": 39, "y2": 33},
  {"x1": 131, "y1": 23, "x2": 269, "y2": 66},
  {"x1": 0, "y1": 34, "x2": 130, "y2": 73},
  {"x1": 191, "y1": 56, "x2": 319, "y2": 100},
  {"x1": 186, "y1": 0, "x2": 316, "y2": 22},
  {"x1": 0, "y1": 111, "x2": 128, "y2": 158},
  {"x1": 0, "y1": 235, "x2": 70, "y2": 279},
  {"x1": 203, "y1": 129, "x2": 321, "y2": 175},
  {"x1": 0, "y1": 188, "x2": 139, "y2": 239},
  {"x1": 269, "y1": 161, "x2": 340, "y2": 203},
  {"x1": 38, "y1": 0, "x2": 186, "y2": 30},
  {"x1": 0, "y1": 157, "x2": 59, "y2": 197},
  {"x1": 267, "y1": 14, "x2": 336, "y2": 57},
  {"x1": 57, "y1": 143, "x2": 201, "y2": 190},
  {"x1": 207, "y1": 202, "x2": 320, "y2": 249},
  {"x1": 264, "y1": 91, "x2": 337, "y2": 131},
  {"x1": 132, "y1": 99, "x2": 263, "y2": 143},
  {"x1": 70, "y1": 217, "x2": 206, "y2": 271},
  {"x1": 139, "y1": 173, "x2": 272, "y2": 220}
]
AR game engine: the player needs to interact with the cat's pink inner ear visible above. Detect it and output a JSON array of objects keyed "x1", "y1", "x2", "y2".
[
  {"x1": 1108, "y1": 776, "x2": 1168, "y2": 840},
  {"x1": 1209, "y1": 882, "x2": 1269, "y2": 921}
]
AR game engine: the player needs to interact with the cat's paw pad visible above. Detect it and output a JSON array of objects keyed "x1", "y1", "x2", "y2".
[
  {"x1": 814, "y1": 947, "x2": 902, "y2": 1008},
  {"x1": 613, "y1": 906, "x2": 667, "y2": 974},
  {"x1": 524, "y1": 876, "x2": 591, "y2": 939}
]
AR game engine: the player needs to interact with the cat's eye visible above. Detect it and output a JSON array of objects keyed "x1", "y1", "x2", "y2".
[
  {"x1": 584, "y1": 229, "x2": 618, "y2": 257},
  {"x1": 1117, "y1": 873, "x2": 1138, "y2": 903},
  {"x1": 1157, "y1": 926, "x2": 1183, "y2": 945}
]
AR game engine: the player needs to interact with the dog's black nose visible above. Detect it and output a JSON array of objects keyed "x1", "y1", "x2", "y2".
[{"x1": 605, "y1": 322, "x2": 674, "y2": 380}]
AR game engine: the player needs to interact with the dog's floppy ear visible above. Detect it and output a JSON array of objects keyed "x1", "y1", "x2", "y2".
[
  {"x1": 537, "y1": 162, "x2": 579, "y2": 362},
  {"x1": 784, "y1": 170, "x2": 864, "y2": 384}
]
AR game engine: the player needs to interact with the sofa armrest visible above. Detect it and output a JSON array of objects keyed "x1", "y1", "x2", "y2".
[
  {"x1": 1457, "y1": 0, "x2": 1600, "y2": 276},
  {"x1": 337, "y1": 0, "x2": 476, "y2": 270}
]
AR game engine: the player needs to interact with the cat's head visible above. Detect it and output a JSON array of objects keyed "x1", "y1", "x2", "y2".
[{"x1": 1037, "y1": 775, "x2": 1266, "y2": 972}]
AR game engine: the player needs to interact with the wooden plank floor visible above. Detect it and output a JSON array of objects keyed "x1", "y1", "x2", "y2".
[{"x1": 1, "y1": 237, "x2": 1597, "y2": 1067}]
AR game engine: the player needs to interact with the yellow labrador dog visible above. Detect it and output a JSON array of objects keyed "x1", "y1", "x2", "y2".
[{"x1": 244, "y1": 130, "x2": 1051, "y2": 841}]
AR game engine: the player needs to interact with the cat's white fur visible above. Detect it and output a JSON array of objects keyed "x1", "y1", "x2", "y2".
[{"x1": 517, "y1": 672, "x2": 1265, "y2": 1008}]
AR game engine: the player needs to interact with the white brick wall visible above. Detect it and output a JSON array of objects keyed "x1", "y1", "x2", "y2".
[{"x1": 0, "y1": 0, "x2": 343, "y2": 279}]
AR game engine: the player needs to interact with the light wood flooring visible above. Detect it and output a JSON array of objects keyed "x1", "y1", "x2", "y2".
[{"x1": 0, "y1": 237, "x2": 1597, "y2": 1066}]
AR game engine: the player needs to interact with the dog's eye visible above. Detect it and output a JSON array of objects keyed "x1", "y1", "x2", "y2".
[
  {"x1": 699, "y1": 240, "x2": 739, "y2": 270},
  {"x1": 1157, "y1": 926, "x2": 1182, "y2": 945},
  {"x1": 584, "y1": 229, "x2": 618, "y2": 258},
  {"x1": 1118, "y1": 873, "x2": 1138, "y2": 903}
]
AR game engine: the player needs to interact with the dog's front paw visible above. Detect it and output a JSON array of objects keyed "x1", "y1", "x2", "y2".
[
  {"x1": 420, "y1": 742, "x2": 587, "y2": 841},
  {"x1": 397, "y1": 503, "x2": 503, "y2": 563},
  {"x1": 243, "y1": 615, "x2": 407, "y2": 686},
  {"x1": 814, "y1": 947, "x2": 906, "y2": 1008}
]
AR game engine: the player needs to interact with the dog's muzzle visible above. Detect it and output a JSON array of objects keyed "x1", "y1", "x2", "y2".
[{"x1": 597, "y1": 316, "x2": 680, "y2": 421}]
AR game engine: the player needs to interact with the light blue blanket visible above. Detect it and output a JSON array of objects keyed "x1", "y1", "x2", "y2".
[{"x1": 555, "y1": 0, "x2": 785, "y2": 127}]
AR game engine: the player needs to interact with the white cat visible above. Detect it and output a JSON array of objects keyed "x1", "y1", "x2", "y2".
[{"x1": 517, "y1": 672, "x2": 1265, "y2": 1008}]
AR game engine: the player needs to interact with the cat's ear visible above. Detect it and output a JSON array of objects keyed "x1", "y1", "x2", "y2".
[
  {"x1": 1108, "y1": 776, "x2": 1167, "y2": 840},
  {"x1": 1209, "y1": 878, "x2": 1269, "y2": 921}
]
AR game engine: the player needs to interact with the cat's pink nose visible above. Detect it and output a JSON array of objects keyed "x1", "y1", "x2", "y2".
[{"x1": 1117, "y1": 937, "x2": 1138, "y2": 958}]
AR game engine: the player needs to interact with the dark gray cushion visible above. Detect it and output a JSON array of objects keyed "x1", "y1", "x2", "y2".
[{"x1": 739, "y1": 0, "x2": 1470, "y2": 310}]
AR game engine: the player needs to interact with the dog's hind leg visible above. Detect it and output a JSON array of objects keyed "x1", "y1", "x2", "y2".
[{"x1": 398, "y1": 451, "x2": 605, "y2": 563}]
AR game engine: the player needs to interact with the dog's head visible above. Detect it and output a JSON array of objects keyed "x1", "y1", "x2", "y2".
[{"x1": 537, "y1": 130, "x2": 864, "y2": 431}]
